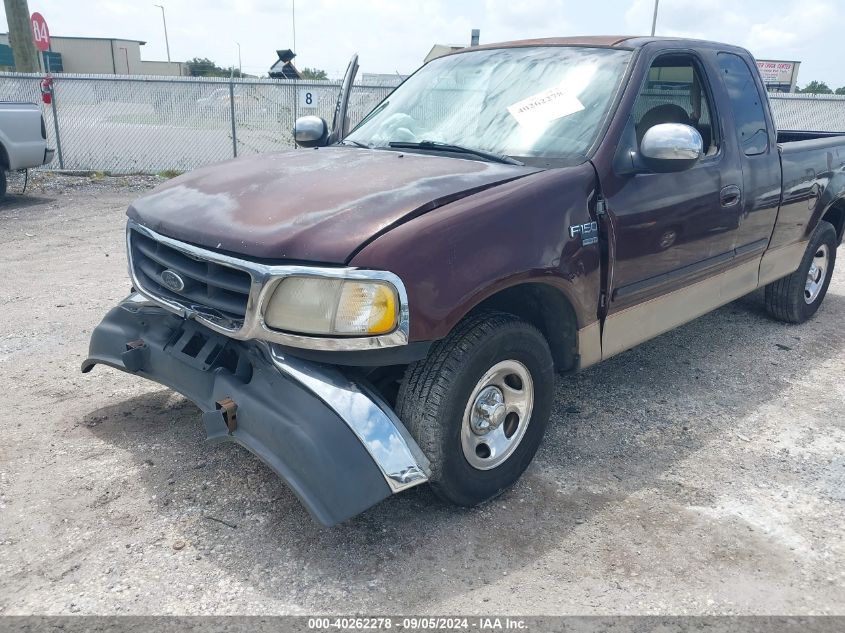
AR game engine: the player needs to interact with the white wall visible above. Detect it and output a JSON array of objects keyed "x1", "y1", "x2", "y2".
[
  {"x1": 49, "y1": 38, "x2": 143, "y2": 74},
  {"x1": 140, "y1": 60, "x2": 187, "y2": 76},
  {"x1": 1, "y1": 34, "x2": 185, "y2": 76}
]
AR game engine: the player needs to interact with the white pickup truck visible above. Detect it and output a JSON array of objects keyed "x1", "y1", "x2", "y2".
[{"x1": 0, "y1": 102, "x2": 55, "y2": 197}]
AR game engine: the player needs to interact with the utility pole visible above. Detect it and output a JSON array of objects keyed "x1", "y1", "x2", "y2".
[
  {"x1": 650, "y1": 0, "x2": 660, "y2": 36},
  {"x1": 154, "y1": 4, "x2": 171, "y2": 62},
  {"x1": 236, "y1": 42, "x2": 241, "y2": 76},
  {"x1": 3, "y1": 0, "x2": 40, "y2": 72},
  {"x1": 292, "y1": 0, "x2": 296, "y2": 55}
]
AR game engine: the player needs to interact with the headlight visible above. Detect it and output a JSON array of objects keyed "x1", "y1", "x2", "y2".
[{"x1": 263, "y1": 276, "x2": 399, "y2": 336}]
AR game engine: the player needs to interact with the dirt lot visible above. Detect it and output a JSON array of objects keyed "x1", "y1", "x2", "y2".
[{"x1": 1, "y1": 174, "x2": 843, "y2": 615}]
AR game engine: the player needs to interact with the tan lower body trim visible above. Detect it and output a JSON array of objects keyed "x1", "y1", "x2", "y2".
[
  {"x1": 576, "y1": 321, "x2": 602, "y2": 370},
  {"x1": 577, "y1": 240, "x2": 810, "y2": 369},
  {"x1": 601, "y1": 259, "x2": 760, "y2": 360},
  {"x1": 758, "y1": 241, "x2": 808, "y2": 286}
]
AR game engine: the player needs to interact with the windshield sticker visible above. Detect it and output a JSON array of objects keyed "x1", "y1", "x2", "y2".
[{"x1": 507, "y1": 85, "x2": 584, "y2": 127}]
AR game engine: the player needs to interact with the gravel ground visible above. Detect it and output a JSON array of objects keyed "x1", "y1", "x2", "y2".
[{"x1": 1, "y1": 174, "x2": 843, "y2": 616}]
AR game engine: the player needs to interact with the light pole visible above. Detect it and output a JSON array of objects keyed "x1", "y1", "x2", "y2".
[
  {"x1": 651, "y1": 0, "x2": 659, "y2": 36},
  {"x1": 236, "y1": 41, "x2": 241, "y2": 76},
  {"x1": 154, "y1": 4, "x2": 171, "y2": 63}
]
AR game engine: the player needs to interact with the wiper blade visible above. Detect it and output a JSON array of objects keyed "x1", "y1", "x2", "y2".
[{"x1": 387, "y1": 140, "x2": 524, "y2": 165}]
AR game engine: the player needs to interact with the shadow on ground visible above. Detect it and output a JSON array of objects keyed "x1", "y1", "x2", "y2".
[
  {"x1": 80, "y1": 289, "x2": 845, "y2": 610},
  {"x1": 0, "y1": 193, "x2": 54, "y2": 213}
]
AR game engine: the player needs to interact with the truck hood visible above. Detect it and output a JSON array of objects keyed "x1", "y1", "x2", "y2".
[{"x1": 128, "y1": 147, "x2": 539, "y2": 263}]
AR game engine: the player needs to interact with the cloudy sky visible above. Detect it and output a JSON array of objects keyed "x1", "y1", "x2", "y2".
[{"x1": 4, "y1": 0, "x2": 843, "y2": 88}]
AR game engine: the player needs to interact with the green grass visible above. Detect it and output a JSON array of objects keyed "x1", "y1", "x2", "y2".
[{"x1": 157, "y1": 170, "x2": 182, "y2": 179}]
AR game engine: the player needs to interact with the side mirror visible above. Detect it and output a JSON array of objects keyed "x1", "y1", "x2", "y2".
[
  {"x1": 640, "y1": 123, "x2": 703, "y2": 173},
  {"x1": 294, "y1": 115, "x2": 329, "y2": 148}
]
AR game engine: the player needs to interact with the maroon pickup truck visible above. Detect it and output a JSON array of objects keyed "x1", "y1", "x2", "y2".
[{"x1": 84, "y1": 36, "x2": 845, "y2": 526}]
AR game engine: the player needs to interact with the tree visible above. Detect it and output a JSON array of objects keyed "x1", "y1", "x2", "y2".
[
  {"x1": 300, "y1": 67, "x2": 328, "y2": 80},
  {"x1": 799, "y1": 80, "x2": 833, "y2": 94},
  {"x1": 186, "y1": 57, "x2": 244, "y2": 78},
  {"x1": 836, "y1": 87, "x2": 845, "y2": 95}
]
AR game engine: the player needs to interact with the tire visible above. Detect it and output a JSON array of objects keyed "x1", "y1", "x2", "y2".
[
  {"x1": 764, "y1": 220, "x2": 837, "y2": 324},
  {"x1": 396, "y1": 311, "x2": 555, "y2": 506},
  {"x1": 0, "y1": 170, "x2": 6, "y2": 198}
]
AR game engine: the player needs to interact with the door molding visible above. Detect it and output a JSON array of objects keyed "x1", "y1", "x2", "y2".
[
  {"x1": 614, "y1": 238, "x2": 769, "y2": 303},
  {"x1": 601, "y1": 258, "x2": 759, "y2": 360}
]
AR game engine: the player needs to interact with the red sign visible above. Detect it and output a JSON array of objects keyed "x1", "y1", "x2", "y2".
[{"x1": 30, "y1": 12, "x2": 50, "y2": 52}]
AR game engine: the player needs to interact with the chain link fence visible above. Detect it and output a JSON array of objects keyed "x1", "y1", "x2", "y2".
[
  {"x1": 1, "y1": 71, "x2": 842, "y2": 173},
  {"x1": 0, "y1": 72, "x2": 396, "y2": 173}
]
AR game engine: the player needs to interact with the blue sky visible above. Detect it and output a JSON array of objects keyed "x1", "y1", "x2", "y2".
[{"x1": 5, "y1": 0, "x2": 843, "y2": 88}]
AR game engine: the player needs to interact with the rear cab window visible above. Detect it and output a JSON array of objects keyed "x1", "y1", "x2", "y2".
[{"x1": 716, "y1": 52, "x2": 769, "y2": 155}]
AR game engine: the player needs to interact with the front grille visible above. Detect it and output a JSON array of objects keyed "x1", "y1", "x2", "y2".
[{"x1": 129, "y1": 228, "x2": 252, "y2": 325}]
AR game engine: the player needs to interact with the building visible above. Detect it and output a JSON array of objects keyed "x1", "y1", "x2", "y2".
[
  {"x1": 0, "y1": 33, "x2": 186, "y2": 76},
  {"x1": 424, "y1": 31, "x2": 480, "y2": 64},
  {"x1": 424, "y1": 44, "x2": 464, "y2": 64}
]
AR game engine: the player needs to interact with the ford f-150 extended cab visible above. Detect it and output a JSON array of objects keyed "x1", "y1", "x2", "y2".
[{"x1": 83, "y1": 37, "x2": 845, "y2": 526}]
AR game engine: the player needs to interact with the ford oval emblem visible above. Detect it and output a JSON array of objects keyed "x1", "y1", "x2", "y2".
[{"x1": 160, "y1": 269, "x2": 185, "y2": 292}]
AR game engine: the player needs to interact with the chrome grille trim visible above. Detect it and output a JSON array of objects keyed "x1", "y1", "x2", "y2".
[
  {"x1": 126, "y1": 221, "x2": 410, "y2": 351},
  {"x1": 130, "y1": 228, "x2": 252, "y2": 326}
]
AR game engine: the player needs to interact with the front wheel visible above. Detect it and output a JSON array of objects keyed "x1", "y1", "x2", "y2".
[
  {"x1": 396, "y1": 311, "x2": 555, "y2": 506},
  {"x1": 764, "y1": 220, "x2": 838, "y2": 324}
]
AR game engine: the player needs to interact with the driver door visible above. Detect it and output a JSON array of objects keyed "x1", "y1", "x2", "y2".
[
  {"x1": 327, "y1": 54, "x2": 359, "y2": 145},
  {"x1": 600, "y1": 51, "x2": 746, "y2": 358}
]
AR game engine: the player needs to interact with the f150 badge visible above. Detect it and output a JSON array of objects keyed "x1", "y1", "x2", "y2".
[{"x1": 569, "y1": 221, "x2": 598, "y2": 246}]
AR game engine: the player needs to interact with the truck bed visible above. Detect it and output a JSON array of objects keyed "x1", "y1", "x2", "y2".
[{"x1": 773, "y1": 132, "x2": 845, "y2": 249}]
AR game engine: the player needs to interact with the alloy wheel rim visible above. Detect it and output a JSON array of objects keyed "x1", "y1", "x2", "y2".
[
  {"x1": 461, "y1": 360, "x2": 534, "y2": 470},
  {"x1": 804, "y1": 244, "x2": 829, "y2": 304}
]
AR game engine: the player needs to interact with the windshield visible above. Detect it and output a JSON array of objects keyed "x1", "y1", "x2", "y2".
[{"x1": 347, "y1": 46, "x2": 632, "y2": 161}]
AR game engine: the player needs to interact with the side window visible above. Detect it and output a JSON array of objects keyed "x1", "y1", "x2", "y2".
[
  {"x1": 717, "y1": 52, "x2": 769, "y2": 156},
  {"x1": 632, "y1": 54, "x2": 719, "y2": 156}
]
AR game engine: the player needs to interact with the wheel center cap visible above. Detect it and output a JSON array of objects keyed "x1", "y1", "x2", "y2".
[{"x1": 471, "y1": 386, "x2": 506, "y2": 435}]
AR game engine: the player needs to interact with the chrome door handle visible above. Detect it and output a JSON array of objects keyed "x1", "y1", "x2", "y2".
[{"x1": 720, "y1": 184, "x2": 741, "y2": 208}]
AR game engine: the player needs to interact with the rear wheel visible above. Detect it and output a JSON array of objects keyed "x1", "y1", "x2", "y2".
[
  {"x1": 0, "y1": 170, "x2": 7, "y2": 198},
  {"x1": 764, "y1": 220, "x2": 837, "y2": 323},
  {"x1": 396, "y1": 311, "x2": 554, "y2": 506}
]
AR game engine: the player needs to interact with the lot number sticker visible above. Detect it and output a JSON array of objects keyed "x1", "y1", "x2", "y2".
[{"x1": 507, "y1": 84, "x2": 584, "y2": 127}]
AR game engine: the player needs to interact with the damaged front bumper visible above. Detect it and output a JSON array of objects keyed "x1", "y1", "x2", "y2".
[{"x1": 82, "y1": 294, "x2": 429, "y2": 526}]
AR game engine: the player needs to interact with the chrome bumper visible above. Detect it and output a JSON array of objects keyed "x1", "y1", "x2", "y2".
[
  {"x1": 266, "y1": 345, "x2": 429, "y2": 493},
  {"x1": 82, "y1": 294, "x2": 429, "y2": 525}
]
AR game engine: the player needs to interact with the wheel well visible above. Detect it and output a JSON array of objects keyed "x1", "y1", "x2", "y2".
[
  {"x1": 822, "y1": 201, "x2": 845, "y2": 243},
  {"x1": 470, "y1": 283, "x2": 578, "y2": 372}
]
